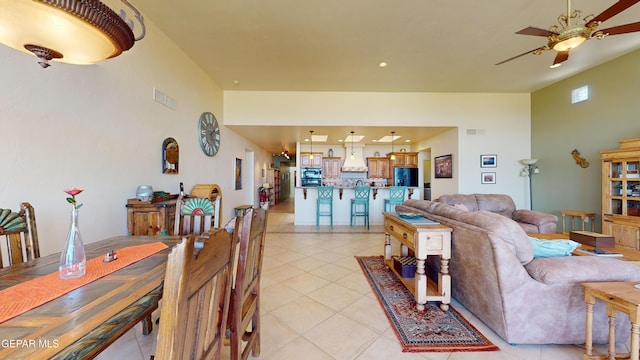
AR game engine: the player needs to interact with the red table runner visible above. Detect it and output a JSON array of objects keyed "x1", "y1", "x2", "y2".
[{"x1": 0, "y1": 242, "x2": 168, "y2": 324}]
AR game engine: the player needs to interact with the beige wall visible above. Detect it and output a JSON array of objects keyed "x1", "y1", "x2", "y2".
[
  {"x1": 0, "y1": 19, "x2": 271, "y2": 259},
  {"x1": 224, "y1": 91, "x2": 533, "y2": 207},
  {"x1": 532, "y1": 48, "x2": 640, "y2": 230}
]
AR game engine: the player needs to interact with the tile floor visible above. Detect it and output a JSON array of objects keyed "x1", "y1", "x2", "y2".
[{"x1": 96, "y1": 198, "x2": 616, "y2": 360}]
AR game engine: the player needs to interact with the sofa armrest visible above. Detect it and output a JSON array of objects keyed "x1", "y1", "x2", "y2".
[{"x1": 512, "y1": 209, "x2": 557, "y2": 227}]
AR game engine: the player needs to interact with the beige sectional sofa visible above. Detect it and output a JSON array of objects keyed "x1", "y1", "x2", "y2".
[
  {"x1": 396, "y1": 198, "x2": 640, "y2": 344},
  {"x1": 436, "y1": 193, "x2": 558, "y2": 233}
]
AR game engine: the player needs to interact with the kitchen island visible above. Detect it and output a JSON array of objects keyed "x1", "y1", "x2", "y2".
[{"x1": 294, "y1": 186, "x2": 419, "y2": 226}]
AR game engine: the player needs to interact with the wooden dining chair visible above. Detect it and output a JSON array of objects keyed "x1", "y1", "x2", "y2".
[
  {"x1": 153, "y1": 229, "x2": 236, "y2": 360},
  {"x1": 174, "y1": 195, "x2": 221, "y2": 235},
  {"x1": 0, "y1": 202, "x2": 39, "y2": 267},
  {"x1": 227, "y1": 207, "x2": 268, "y2": 360}
]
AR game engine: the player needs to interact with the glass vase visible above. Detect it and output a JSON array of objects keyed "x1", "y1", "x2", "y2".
[{"x1": 59, "y1": 208, "x2": 86, "y2": 279}]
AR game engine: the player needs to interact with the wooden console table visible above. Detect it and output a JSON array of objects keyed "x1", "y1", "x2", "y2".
[
  {"x1": 126, "y1": 198, "x2": 177, "y2": 236},
  {"x1": 383, "y1": 212, "x2": 452, "y2": 311}
]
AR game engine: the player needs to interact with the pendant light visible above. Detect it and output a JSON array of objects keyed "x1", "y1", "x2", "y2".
[
  {"x1": 390, "y1": 131, "x2": 396, "y2": 160},
  {"x1": 0, "y1": 0, "x2": 146, "y2": 68},
  {"x1": 309, "y1": 130, "x2": 314, "y2": 160},
  {"x1": 350, "y1": 131, "x2": 355, "y2": 160}
]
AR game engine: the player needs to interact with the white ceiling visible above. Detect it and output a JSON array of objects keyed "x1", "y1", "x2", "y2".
[{"x1": 129, "y1": 0, "x2": 640, "y2": 154}]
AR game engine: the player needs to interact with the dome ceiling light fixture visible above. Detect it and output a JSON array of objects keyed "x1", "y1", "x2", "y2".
[{"x1": 0, "y1": 0, "x2": 146, "y2": 68}]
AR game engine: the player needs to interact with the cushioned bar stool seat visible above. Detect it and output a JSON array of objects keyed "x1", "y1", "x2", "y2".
[
  {"x1": 316, "y1": 186, "x2": 334, "y2": 228},
  {"x1": 384, "y1": 186, "x2": 407, "y2": 213},
  {"x1": 350, "y1": 186, "x2": 371, "y2": 228}
]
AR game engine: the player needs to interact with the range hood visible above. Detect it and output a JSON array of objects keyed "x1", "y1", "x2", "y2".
[{"x1": 341, "y1": 143, "x2": 368, "y2": 172}]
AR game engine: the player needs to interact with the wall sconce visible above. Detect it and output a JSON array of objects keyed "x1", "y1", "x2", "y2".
[
  {"x1": 520, "y1": 159, "x2": 539, "y2": 209},
  {"x1": 0, "y1": 0, "x2": 146, "y2": 68}
]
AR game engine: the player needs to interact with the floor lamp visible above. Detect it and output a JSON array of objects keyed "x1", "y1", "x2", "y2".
[{"x1": 520, "y1": 159, "x2": 539, "y2": 209}]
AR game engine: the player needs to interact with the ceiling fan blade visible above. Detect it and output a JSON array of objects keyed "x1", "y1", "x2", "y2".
[
  {"x1": 595, "y1": 22, "x2": 640, "y2": 36},
  {"x1": 553, "y1": 51, "x2": 569, "y2": 66},
  {"x1": 516, "y1": 26, "x2": 558, "y2": 37},
  {"x1": 495, "y1": 47, "x2": 546, "y2": 65},
  {"x1": 586, "y1": 0, "x2": 640, "y2": 27}
]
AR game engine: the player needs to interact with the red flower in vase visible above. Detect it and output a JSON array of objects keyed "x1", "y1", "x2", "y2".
[{"x1": 64, "y1": 187, "x2": 84, "y2": 209}]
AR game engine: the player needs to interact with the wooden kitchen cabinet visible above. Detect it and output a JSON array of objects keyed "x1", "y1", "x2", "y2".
[
  {"x1": 322, "y1": 157, "x2": 342, "y2": 179},
  {"x1": 126, "y1": 198, "x2": 177, "y2": 236},
  {"x1": 388, "y1": 152, "x2": 418, "y2": 168},
  {"x1": 367, "y1": 157, "x2": 390, "y2": 179},
  {"x1": 300, "y1": 152, "x2": 323, "y2": 168},
  {"x1": 601, "y1": 138, "x2": 640, "y2": 249}
]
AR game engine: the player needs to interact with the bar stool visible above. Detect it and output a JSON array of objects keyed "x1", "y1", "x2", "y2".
[
  {"x1": 316, "y1": 186, "x2": 334, "y2": 228},
  {"x1": 384, "y1": 186, "x2": 407, "y2": 212},
  {"x1": 350, "y1": 186, "x2": 371, "y2": 228}
]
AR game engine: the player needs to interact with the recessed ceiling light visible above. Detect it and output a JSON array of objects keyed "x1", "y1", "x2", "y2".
[
  {"x1": 405, "y1": 139, "x2": 411, "y2": 143},
  {"x1": 379, "y1": 61, "x2": 388, "y2": 68},
  {"x1": 233, "y1": 80, "x2": 240, "y2": 85}
]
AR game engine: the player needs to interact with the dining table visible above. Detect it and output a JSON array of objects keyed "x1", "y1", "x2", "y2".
[{"x1": 0, "y1": 235, "x2": 181, "y2": 360}]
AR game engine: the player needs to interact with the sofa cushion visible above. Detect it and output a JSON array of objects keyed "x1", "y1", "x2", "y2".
[
  {"x1": 443, "y1": 209, "x2": 533, "y2": 265},
  {"x1": 436, "y1": 194, "x2": 479, "y2": 211},
  {"x1": 525, "y1": 256, "x2": 640, "y2": 285},
  {"x1": 475, "y1": 194, "x2": 516, "y2": 218},
  {"x1": 401, "y1": 199, "x2": 440, "y2": 213}
]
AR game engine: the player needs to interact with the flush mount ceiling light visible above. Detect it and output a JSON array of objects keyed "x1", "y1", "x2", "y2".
[{"x1": 0, "y1": 0, "x2": 146, "y2": 68}]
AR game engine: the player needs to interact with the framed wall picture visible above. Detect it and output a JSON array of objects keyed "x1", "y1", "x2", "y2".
[
  {"x1": 235, "y1": 158, "x2": 242, "y2": 190},
  {"x1": 481, "y1": 172, "x2": 496, "y2": 184},
  {"x1": 481, "y1": 154, "x2": 497, "y2": 168},
  {"x1": 434, "y1": 154, "x2": 453, "y2": 178}
]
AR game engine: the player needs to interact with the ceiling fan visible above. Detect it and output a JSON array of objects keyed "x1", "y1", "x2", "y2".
[{"x1": 496, "y1": 0, "x2": 640, "y2": 67}]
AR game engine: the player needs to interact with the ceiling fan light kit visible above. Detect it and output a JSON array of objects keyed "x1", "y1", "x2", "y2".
[
  {"x1": 497, "y1": 0, "x2": 640, "y2": 67},
  {"x1": 0, "y1": 0, "x2": 145, "y2": 68}
]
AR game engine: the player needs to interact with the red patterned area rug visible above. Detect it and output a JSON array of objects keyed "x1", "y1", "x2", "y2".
[{"x1": 356, "y1": 256, "x2": 499, "y2": 352}]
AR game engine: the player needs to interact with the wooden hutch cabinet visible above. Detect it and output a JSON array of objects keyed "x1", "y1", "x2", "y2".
[
  {"x1": 299, "y1": 152, "x2": 323, "y2": 168},
  {"x1": 322, "y1": 157, "x2": 342, "y2": 179},
  {"x1": 601, "y1": 138, "x2": 640, "y2": 249},
  {"x1": 367, "y1": 157, "x2": 390, "y2": 179},
  {"x1": 126, "y1": 198, "x2": 176, "y2": 236}
]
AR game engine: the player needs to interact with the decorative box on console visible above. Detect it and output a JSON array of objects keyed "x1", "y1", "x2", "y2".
[
  {"x1": 570, "y1": 231, "x2": 615, "y2": 248},
  {"x1": 392, "y1": 256, "x2": 416, "y2": 278}
]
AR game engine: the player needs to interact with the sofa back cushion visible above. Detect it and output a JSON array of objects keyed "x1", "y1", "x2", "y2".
[
  {"x1": 437, "y1": 194, "x2": 516, "y2": 218},
  {"x1": 436, "y1": 194, "x2": 480, "y2": 211},
  {"x1": 475, "y1": 194, "x2": 516, "y2": 218},
  {"x1": 432, "y1": 205, "x2": 533, "y2": 265}
]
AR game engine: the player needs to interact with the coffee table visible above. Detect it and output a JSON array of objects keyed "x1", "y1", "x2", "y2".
[{"x1": 383, "y1": 212, "x2": 452, "y2": 311}]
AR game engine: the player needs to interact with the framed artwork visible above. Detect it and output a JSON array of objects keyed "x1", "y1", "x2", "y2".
[
  {"x1": 235, "y1": 158, "x2": 242, "y2": 190},
  {"x1": 481, "y1": 154, "x2": 497, "y2": 168},
  {"x1": 434, "y1": 154, "x2": 453, "y2": 178},
  {"x1": 481, "y1": 172, "x2": 496, "y2": 184},
  {"x1": 162, "y1": 137, "x2": 179, "y2": 174}
]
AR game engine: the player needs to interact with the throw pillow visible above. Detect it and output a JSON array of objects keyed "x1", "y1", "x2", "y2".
[{"x1": 529, "y1": 237, "x2": 581, "y2": 258}]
